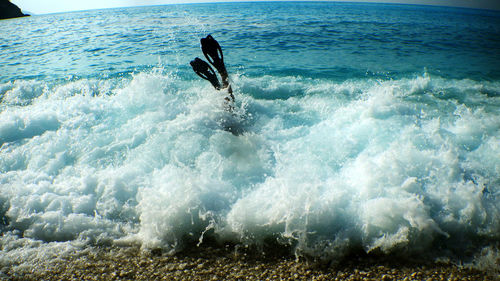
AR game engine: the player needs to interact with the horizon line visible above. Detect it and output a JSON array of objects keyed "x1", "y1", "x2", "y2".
[{"x1": 16, "y1": 0, "x2": 500, "y2": 16}]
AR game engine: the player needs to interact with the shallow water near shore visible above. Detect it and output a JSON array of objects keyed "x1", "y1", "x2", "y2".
[{"x1": 1, "y1": 2, "x2": 500, "y2": 274}]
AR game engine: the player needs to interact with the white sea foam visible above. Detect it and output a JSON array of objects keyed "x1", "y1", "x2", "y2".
[{"x1": 0, "y1": 71, "x2": 499, "y2": 269}]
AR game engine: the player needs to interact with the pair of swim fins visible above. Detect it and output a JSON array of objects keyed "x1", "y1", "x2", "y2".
[{"x1": 190, "y1": 35, "x2": 230, "y2": 92}]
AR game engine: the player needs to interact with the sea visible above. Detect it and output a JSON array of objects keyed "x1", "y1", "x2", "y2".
[{"x1": 1, "y1": 1, "x2": 499, "y2": 271}]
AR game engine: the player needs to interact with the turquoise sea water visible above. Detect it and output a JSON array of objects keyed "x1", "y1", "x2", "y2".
[{"x1": 1, "y1": 2, "x2": 499, "y2": 270}]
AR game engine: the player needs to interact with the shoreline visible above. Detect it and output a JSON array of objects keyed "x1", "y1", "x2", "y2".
[{"x1": 4, "y1": 244, "x2": 497, "y2": 281}]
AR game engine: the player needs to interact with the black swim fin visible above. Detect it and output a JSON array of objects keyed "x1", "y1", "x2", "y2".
[
  {"x1": 190, "y1": 57, "x2": 221, "y2": 90},
  {"x1": 201, "y1": 35, "x2": 229, "y2": 88}
]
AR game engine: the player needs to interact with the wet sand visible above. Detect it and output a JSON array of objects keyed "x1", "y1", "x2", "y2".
[{"x1": 4, "y1": 244, "x2": 497, "y2": 281}]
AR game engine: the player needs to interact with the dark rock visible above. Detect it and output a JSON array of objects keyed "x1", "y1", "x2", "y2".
[{"x1": 0, "y1": 0, "x2": 29, "y2": 20}]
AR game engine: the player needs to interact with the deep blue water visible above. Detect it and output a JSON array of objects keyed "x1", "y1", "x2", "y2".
[
  {"x1": 2, "y1": 2, "x2": 500, "y2": 82},
  {"x1": 1, "y1": 2, "x2": 499, "y2": 270}
]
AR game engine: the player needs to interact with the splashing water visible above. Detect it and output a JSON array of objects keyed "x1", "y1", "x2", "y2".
[{"x1": 1, "y1": 2, "x2": 499, "y2": 270}]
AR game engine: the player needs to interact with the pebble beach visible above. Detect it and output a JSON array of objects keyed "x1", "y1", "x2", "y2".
[{"x1": 4, "y1": 245, "x2": 498, "y2": 281}]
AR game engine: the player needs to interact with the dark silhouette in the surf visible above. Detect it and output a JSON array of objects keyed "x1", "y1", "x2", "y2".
[
  {"x1": 191, "y1": 58, "x2": 221, "y2": 90},
  {"x1": 190, "y1": 35, "x2": 235, "y2": 104}
]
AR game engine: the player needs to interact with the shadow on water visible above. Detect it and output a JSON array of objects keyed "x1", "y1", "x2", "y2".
[
  {"x1": 222, "y1": 122, "x2": 245, "y2": 136},
  {"x1": 0, "y1": 197, "x2": 10, "y2": 233},
  {"x1": 218, "y1": 106, "x2": 249, "y2": 136}
]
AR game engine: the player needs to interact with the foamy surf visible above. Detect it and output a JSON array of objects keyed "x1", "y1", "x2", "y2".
[
  {"x1": 1, "y1": 70, "x2": 499, "y2": 270},
  {"x1": 1, "y1": 2, "x2": 500, "y2": 276}
]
